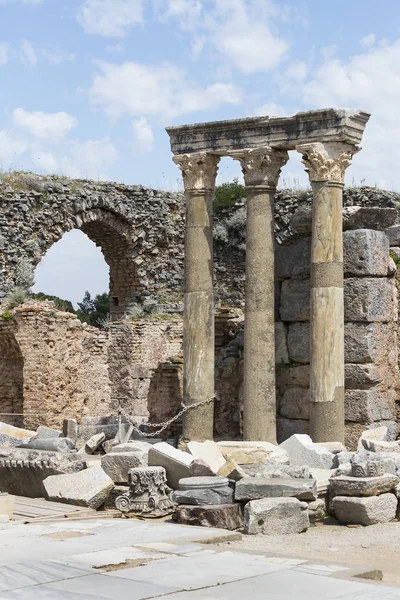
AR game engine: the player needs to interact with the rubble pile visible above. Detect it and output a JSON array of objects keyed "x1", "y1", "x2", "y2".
[{"x1": 1, "y1": 418, "x2": 400, "y2": 533}]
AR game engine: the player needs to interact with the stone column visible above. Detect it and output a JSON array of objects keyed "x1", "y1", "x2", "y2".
[
  {"x1": 231, "y1": 148, "x2": 288, "y2": 442},
  {"x1": 173, "y1": 152, "x2": 220, "y2": 442},
  {"x1": 295, "y1": 142, "x2": 359, "y2": 443}
]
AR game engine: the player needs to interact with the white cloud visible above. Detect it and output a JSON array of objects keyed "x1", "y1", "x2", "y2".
[
  {"x1": 13, "y1": 108, "x2": 78, "y2": 140},
  {"x1": 0, "y1": 43, "x2": 8, "y2": 66},
  {"x1": 254, "y1": 102, "x2": 289, "y2": 117},
  {"x1": 88, "y1": 60, "x2": 242, "y2": 120},
  {"x1": 77, "y1": 0, "x2": 145, "y2": 37},
  {"x1": 132, "y1": 117, "x2": 154, "y2": 153},
  {"x1": 0, "y1": 130, "x2": 27, "y2": 167},
  {"x1": 360, "y1": 33, "x2": 376, "y2": 49},
  {"x1": 19, "y1": 39, "x2": 37, "y2": 66},
  {"x1": 299, "y1": 38, "x2": 400, "y2": 189},
  {"x1": 160, "y1": 0, "x2": 289, "y2": 74}
]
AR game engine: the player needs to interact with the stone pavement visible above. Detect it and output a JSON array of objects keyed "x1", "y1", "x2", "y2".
[{"x1": 0, "y1": 517, "x2": 398, "y2": 599}]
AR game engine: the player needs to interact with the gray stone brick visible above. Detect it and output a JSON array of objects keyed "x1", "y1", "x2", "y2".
[
  {"x1": 345, "y1": 389, "x2": 396, "y2": 423},
  {"x1": 344, "y1": 278, "x2": 396, "y2": 323},
  {"x1": 344, "y1": 323, "x2": 396, "y2": 363},
  {"x1": 280, "y1": 279, "x2": 310, "y2": 322},
  {"x1": 343, "y1": 229, "x2": 389, "y2": 276},
  {"x1": 279, "y1": 388, "x2": 310, "y2": 420},
  {"x1": 287, "y1": 322, "x2": 310, "y2": 363},
  {"x1": 275, "y1": 238, "x2": 311, "y2": 280}
]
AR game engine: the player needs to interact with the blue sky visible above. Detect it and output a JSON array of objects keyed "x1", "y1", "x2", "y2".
[{"x1": 1, "y1": 0, "x2": 400, "y2": 305}]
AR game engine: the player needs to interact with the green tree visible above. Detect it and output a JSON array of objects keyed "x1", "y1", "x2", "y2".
[
  {"x1": 30, "y1": 292, "x2": 75, "y2": 314},
  {"x1": 76, "y1": 291, "x2": 110, "y2": 328},
  {"x1": 213, "y1": 177, "x2": 245, "y2": 210}
]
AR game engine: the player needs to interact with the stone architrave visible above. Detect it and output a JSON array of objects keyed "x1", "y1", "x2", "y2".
[
  {"x1": 296, "y1": 141, "x2": 360, "y2": 444},
  {"x1": 230, "y1": 147, "x2": 288, "y2": 443},
  {"x1": 173, "y1": 152, "x2": 220, "y2": 443},
  {"x1": 329, "y1": 474, "x2": 399, "y2": 497},
  {"x1": 173, "y1": 476, "x2": 233, "y2": 505},
  {"x1": 332, "y1": 494, "x2": 397, "y2": 525},
  {"x1": 115, "y1": 466, "x2": 176, "y2": 516}
]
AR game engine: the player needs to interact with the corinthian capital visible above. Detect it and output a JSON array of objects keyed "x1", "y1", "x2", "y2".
[
  {"x1": 296, "y1": 142, "x2": 360, "y2": 184},
  {"x1": 173, "y1": 152, "x2": 220, "y2": 191},
  {"x1": 230, "y1": 147, "x2": 289, "y2": 187}
]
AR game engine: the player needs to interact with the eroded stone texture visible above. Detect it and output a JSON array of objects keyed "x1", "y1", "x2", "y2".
[
  {"x1": 115, "y1": 466, "x2": 175, "y2": 516},
  {"x1": 101, "y1": 451, "x2": 148, "y2": 483},
  {"x1": 280, "y1": 279, "x2": 310, "y2": 322},
  {"x1": 244, "y1": 497, "x2": 310, "y2": 535},
  {"x1": 344, "y1": 278, "x2": 396, "y2": 322},
  {"x1": 173, "y1": 476, "x2": 233, "y2": 506},
  {"x1": 329, "y1": 474, "x2": 399, "y2": 497},
  {"x1": 279, "y1": 434, "x2": 334, "y2": 469},
  {"x1": 43, "y1": 465, "x2": 114, "y2": 509},
  {"x1": 287, "y1": 322, "x2": 310, "y2": 364},
  {"x1": 345, "y1": 389, "x2": 396, "y2": 423},
  {"x1": 279, "y1": 388, "x2": 310, "y2": 420},
  {"x1": 235, "y1": 477, "x2": 317, "y2": 501},
  {"x1": 343, "y1": 230, "x2": 389, "y2": 276},
  {"x1": 175, "y1": 503, "x2": 243, "y2": 530},
  {"x1": 332, "y1": 494, "x2": 397, "y2": 525}
]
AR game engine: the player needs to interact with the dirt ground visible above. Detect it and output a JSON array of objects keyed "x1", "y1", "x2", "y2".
[{"x1": 216, "y1": 520, "x2": 400, "y2": 586}]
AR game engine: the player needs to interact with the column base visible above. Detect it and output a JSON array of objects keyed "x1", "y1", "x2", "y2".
[{"x1": 309, "y1": 389, "x2": 345, "y2": 444}]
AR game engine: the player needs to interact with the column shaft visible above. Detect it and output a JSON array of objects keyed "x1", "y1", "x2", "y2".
[
  {"x1": 243, "y1": 185, "x2": 277, "y2": 442},
  {"x1": 182, "y1": 190, "x2": 214, "y2": 441},
  {"x1": 310, "y1": 181, "x2": 344, "y2": 443}
]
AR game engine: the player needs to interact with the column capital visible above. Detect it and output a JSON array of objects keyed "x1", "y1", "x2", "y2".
[
  {"x1": 173, "y1": 152, "x2": 220, "y2": 191},
  {"x1": 229, "y1": 147, "x2": 289, "y2": 187},
  {"x1": 295, "y1": 141, "x2": 360, "y2": 184}
]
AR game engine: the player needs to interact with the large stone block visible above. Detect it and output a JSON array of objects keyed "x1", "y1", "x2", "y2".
[
  {"x1": 345, "y1": 364, "x2": 395, "y2": 390},
  {"x1": 332, "y1": 493, "x2": 397, "y2": 525},
  {"x1": 175, "y1": 503, "x2": 243, "y2": 530},
  {"x1": 345, "y1": 389, "x2": 396, "y2": 423},
  {"x1": 187, "y1": 440, "x2": 226, "y2": 474},
  {"x1": 275, "y1": 238, "x2": 311, "y2": 280},
  {"x1": 43, "y1": 465, "x2": 114, "y2": 509},
  {"x1": 357, "y1": 426, "x2": 388, "y2": 451},
  {"x1": 76, "y1": 424, "x2": 119, "y2": 449},
  {"x1": 216, "y1": 441, "x2": 287, "y2": 465},
  {"x1": 148, "y1": 442, "x2": 194, "y2": 489},
  {"x1": 0, "y1": 448, "x2": 86, "y2": 497},
  {"x1": 343, "y1": 230, "x2": 389, "y2": 276},
  {"x1": 242, "y1": 463, "x2": 310, "y2": 480},
  {"x1": 275, "y1": 321, "x2": 289, "y2": 364},
  {"x1": 235, "y1": 477, "x2": 317, "y2": 502},
  {"x1": 287, "y1": 322, "x2": 310, "y2": 364},
  {"x1": 343, "y1": 207, "x2": 397, "y2": 230},
  {"x1": 17, "y1": 437, "x2": 75, "y2": 453},
  {"x1": 34, "y1": 426, "x2": 61, "y2": 440},
  {"x1": 276, "y1": 365, "x2": 310, "y2": 389},
  {"x1": 279, "y1": 279, "x2": 310, "y2": 322},
  {"x1": 244, "y1": 497, "x2": 310, "y2": 535},
  {"x1": 173, "y1": 476, "x2": 233, "y2": 506},
  {"x1": 344, "y1": 323, "x2": 396, "y2": 364},
  {"x1": 386, "y1": 224, "x2": 400, "y2": 245},
  {"x1": 0, "y1": 422, "x2": 35, "y2": 440},
  {"x1": 329, "y1": 474, "x2": 399, "y2": 497},
  {"x1": 277, "y1": 418, "x2": 309, "y2": 444},
  {"x1": 279, "y1": 388, "x2": 310, "y2": 420},
  {"x1": 344, "y1": 278, "x2": 396, "y2": 323},
  {"x1": 279, "y1": 434, "x2": 334, "y2": 469},
  {"x1": 101, "y1": 451, "x2": 148, "y2": 483}
]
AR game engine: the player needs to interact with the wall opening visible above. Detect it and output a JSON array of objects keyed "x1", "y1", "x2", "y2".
[{"x1": 0, "y1": 325, "x2": 23, "y2": 427}]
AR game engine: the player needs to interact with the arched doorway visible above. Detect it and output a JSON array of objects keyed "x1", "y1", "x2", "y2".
[{"x1": 0, "y1": 322, "x2": 23, "y2": 427}]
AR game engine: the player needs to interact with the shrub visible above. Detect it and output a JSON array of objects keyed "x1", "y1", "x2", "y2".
[
  {"x1": 4, "y1": 287, "x2": 27, "y2": 309},
  {"x1": 213, "y1": 178, "x2": 245, "y2": 210}
]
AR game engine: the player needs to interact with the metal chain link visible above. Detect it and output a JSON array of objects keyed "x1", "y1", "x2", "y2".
[{"x1": 119, "y1": 394, "x2": 219, "y2": 438}]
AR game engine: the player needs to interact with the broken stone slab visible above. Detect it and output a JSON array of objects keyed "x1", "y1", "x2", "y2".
[
  {"x1": 235, "y1": 478, "x2": 317, "y2": 502},
  {"x1": 316, "y1": 442, "x2": 347, "y2": 454},
  {"x1": 175, "y1": 503, "x2": 243, "y2": 530},
  {"x1": 148, "y1": 442, "x2": 194, "y2": 489},
  {"x1": 358, "y1": 426, "x2": 388, "y2": 451},
  {"x1": 111, "y1": 441, "x2": 152, "y2": 454},
  {"x1": 307, "y1": 498, "x2": 326, "y2": 524},
  {"x1": 309, "y1": 468, "x2": 338, "y2": 495},
  {"x1": 329, "y1": 474, "x2": 399, "y2": 497},
  {"x1": 0, "y1": 422, "x2": 35, "y2": 440},
  {"x1": 101, "y1": 451, "x2": 148, "y2": 483},
  {"x1": 280, "y1": 434, "x2": 334, "y2": 469},
  {"x1": 332, "y1": 451, "x2": 354, "y2": 468},
  {"x1": 44, "y1": 465, "x2": 114, "y2": 509},
  {"x1": 187, "y1": 440, "x2": 226, "y2": 474},
  {"x1": 332, "y1": 493, "x2": 397, "y2": 525},
  {"x1": 188, "y1": 459, "x2": 215, "y2": 477},
  {"x1": 18, "y1": 437, "x2": 76, "y2": 453},
  {"x1": 0, "y1": 448, "x2": 86, "y2": 497},
  {"x1": 241, "y1": 462, "x2": 310, "y2": 479},
  {"x1": 173, "y1": 476, "x2": 233, "y2": 506},
  {"x1": 351, "y1": 451, "x2": 397, "y2": 477},
  {"x1": 0, "y1": 433, "x2": 23, "y2": 448},
  {"x1": 0, "y1": 493, "x2": 14, "y2": 519},
  {"x1": 363, "y1": 439, "x2": 400, "y2": 453},
  {"x1": 216, "y1": 441, "x2": 288, "y2": 465},
  {"x1": 244, "y1": 497, "x2": 310, "y2": 535},
  {"x1": 76, "y1": 424, "x2": 119, "y2": 449},
  {"x1": 62, "y1": 418, "x2": 78, "y2": 444},
  {"x1": 34, "y1": 426, "x2": 61, "y2": 440},
  {"x1": 78, "y1": 433, "x2": 106, "y2": 455},
  {"x1": 217, "y1": 459, "x2": 246, "y2": 481},
  {"x1": 342, "y1": 206, "x2": 397, "y2": 230}
]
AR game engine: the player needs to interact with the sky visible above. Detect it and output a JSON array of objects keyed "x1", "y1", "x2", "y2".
[{"x1": 1, "y1": 0, "x2": 400, "y2": 305}]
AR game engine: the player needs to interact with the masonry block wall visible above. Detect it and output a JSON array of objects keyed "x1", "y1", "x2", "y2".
[{"x1": 276, "y1": 213, "x2": 400, "y2": 449}]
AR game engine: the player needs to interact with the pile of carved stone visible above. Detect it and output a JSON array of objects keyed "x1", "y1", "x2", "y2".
[{"x1": 0, "y1": 418, "x2": 399, "y2": 534}]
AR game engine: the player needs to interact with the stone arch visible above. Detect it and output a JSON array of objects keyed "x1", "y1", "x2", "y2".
[
  {"x1": 0, "y1": 321, "x2": 23, "y2": 427},
  {"x1": 35, "y1": 208, "x2": 140, "y2": 321}
]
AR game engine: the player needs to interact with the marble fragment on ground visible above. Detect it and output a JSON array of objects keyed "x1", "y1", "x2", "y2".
[
  {"x1": 175, "y1": 503, "x2": 243, "y2": 530},
  {"x1": 148, "y1": 442, "x2": 194, "y2": 489},
  {"x1": 244, "y1": 497, "x2": 310, "y2": 535},
  {"x1": 173, "y1": 477, "x2": 233, "y2": 506},
  {"x1": 280, "y1": 434, "x2": 334, "y2": 469},
  {"x1": 235, "y1": 477, "x2": 317, "y2": 501},
  {"x1": 332, "y1": 493, "x2": 397, "y2": 525},
  {"x1": 43, "y1": 465, "x2": 114, "y2": 509}
]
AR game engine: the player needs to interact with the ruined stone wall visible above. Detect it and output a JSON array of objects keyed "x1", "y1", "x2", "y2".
[{"x1": 7, "y1": 303, "x2": 111, "y2": 429}]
